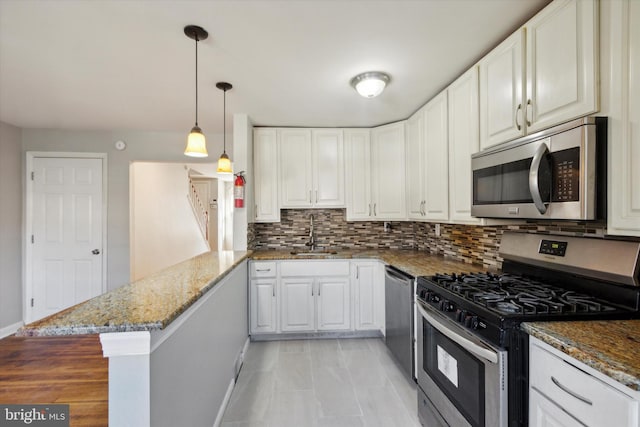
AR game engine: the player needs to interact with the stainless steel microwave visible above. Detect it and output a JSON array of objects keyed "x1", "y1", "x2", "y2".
[{"x1": 471, "y1": 117, "x2": 606, "y2": 220}]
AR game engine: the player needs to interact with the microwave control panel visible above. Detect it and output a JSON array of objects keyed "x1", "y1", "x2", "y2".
[{"x1": 551, "y1": 148, "x2": 579, "y2": 202}]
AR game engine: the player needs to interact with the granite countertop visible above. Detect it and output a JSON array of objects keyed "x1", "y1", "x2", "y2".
[
  {"x1": 523, "y1": 320, "x2": 640, "y2": 391},
  {"x1": 17, "y1": 250, "x2": 251, "y2": 337},
  {"x1": 251, "y1": 249, "x2": 488, "y2": 277}
]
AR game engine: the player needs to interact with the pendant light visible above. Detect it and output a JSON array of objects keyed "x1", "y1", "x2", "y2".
[
  {"x1": 184, "y1": 25, "x2": 209, "y2": 157},
  {"x1": 216, "y1": 82, "x2": 233, "y2": 174}
]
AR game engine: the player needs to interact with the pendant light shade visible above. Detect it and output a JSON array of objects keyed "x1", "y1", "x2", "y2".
[
  {"x1": 216, "y1": 82, "x2": 233, "y2": 174},
  {"x1": 184, "y1": 25, "x2": 209, "y2": 157},
  {"x1": 350, "y1": 71, "x2": 390, "y2": 98}
]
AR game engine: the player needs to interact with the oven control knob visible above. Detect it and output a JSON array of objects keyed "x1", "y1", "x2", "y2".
[
  {"x1": 464, "y1": 315, "x2": 479, "y2": 330},
  {"x1": 455, "y1": 309, "x2": 467, "y2": 322},
  {"x1": 418, "y1": 290, "x2": 427, "y2": 300},
  {"x1": 439, "y1": 300, "x2": 454, "y2": 312}
]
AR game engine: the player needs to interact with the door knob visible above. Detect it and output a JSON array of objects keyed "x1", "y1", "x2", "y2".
[{"x1": 92, "y1": 249, "x2": 100, "y2": 255}]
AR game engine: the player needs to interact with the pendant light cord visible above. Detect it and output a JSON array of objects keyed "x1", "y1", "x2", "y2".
[
  {"x1": 222, "y1": 88, "x2": 226, "y2": 154},
  {"x1": 194, "y1": 34, "x2": 199, "y2": 127}
]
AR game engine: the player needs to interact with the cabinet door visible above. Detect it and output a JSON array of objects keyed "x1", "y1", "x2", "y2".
[
  {"x1": 529, "y1": 389, "x2": 583, "y2": 427},
  {"x1": 479, "y1": 29, "x2": 525, "y2": 149},
  {"x1": 423, "y1": 91, "x2": 449, "y2": 221},
  {"x1": 317, "y1": 277, "x2": 350, "y2": 331},
  {"x1": 312, "y1": 129, "x2": 345, "y2": 207},
  {"x1": 353, "y1": 262, "x2": 382, "y2": 331},
  {"x1": 371, "y1": 122, "x2": 407, "y2": 220},
  {"x1": 279, "y1": 129, "x2": 313, "y2": 208},
  {"x1": 406, "y1": 109, "x2": 425, "y2": 220},
  {"x1": 253, "y1": 129, "x2": 280, "y2": 222},
  {"x1": 250, "y1": 278, "x2": 277, "y2": 334},
  {"x1": 280, "y1": 277, "x2": 315, "y2": 332},
  {"x1": 525, "y1": 0, "x2": 598, "y2": 134},
  {"x1": 448, "y1": 67, "x2": 481, "y2": 224},
  {"x1": 605, "y1": 0, "x2": 640, "y2": 236},
  {"x1": 344, "y1": 129, "x2": 372, "y2": 220}
]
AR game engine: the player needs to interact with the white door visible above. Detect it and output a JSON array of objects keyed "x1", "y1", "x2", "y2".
[
  {"x1": 479, "y1": 29, "x2": 525, "y2": 149},
  {"x1": 353, "y1": 262, "x2": 380, "y2": 330},
  {"x1": 278, "y1": 129, "x2": 313, "y2": 208},
  {"x1": 406, "y1": 109, "x2": 425, "y2": 220},
  {"x1": 250, "y1": 278, "x2": 277, "y2": 334},
  {"x1": 344, "y1": 129, "x2": 372, "y2": 220},
  {"x1": 423, "y1": 91, "x2": 449, "y2": 221},
  {"x1": 371, "y1": 122, "x2": 407, "y2": 220},
  {"x1": 312, "y1": 129, "x2": 345, "y2": 207},
  {"x1": 253, "y1": 128, "x2": 280, "y2": 222},
  {"x1": 30, "y1": 156, "x2": 104, "y2": 322},
  {"x1": 280, "y1": 277, "x2": 315, "y2": 332},
  {"x1": 317, "y1": 277, "x2": 350, "y2": 331}
]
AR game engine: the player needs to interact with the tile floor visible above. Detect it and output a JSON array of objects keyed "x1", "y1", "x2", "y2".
[{"x1": 221, "y1": 338, "x2": 421, "y2": 427}]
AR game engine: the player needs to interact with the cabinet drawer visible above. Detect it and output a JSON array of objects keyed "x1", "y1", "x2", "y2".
[
  {"x1": 280, "y1": 260, "x2": 350, "y2": 277},
  {"x1": 250, "y1": 261, "x2": 277, "y2": 277},
  {"x1": 530, "y1": 342, "x2": 637, "y2": 427}
]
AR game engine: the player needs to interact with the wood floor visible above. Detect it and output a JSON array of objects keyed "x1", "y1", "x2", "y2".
[{"x1": 0, "y1": 334, "x2": 108, "y2": 426}]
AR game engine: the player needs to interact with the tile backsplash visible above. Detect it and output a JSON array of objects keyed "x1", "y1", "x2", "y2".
[{"x1": 249, "y1": 209, "x2": 608, "y2": 269}]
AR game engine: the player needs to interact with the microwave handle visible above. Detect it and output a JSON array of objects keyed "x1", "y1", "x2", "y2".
[{"x1": 529, "y1": 142, "x2": 549, "y2": 214}]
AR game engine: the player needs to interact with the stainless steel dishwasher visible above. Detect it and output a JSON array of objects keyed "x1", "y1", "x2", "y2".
[{"x1": 384, "y1": 265, "x2": 414, "y2": 380}]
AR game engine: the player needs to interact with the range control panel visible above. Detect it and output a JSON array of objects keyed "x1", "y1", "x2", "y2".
[{"x1": 538, "y1": 240, "x2": 568, "y2": 257}]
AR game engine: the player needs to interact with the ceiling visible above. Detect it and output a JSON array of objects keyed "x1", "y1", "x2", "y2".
[{"x1": 0, "y1": 0, "x2": 551, "y2": 135}]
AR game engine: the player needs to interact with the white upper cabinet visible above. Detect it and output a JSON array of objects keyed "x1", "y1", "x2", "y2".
[
  {"x1": 371, "y1": 122, "x2": 407, "y2": 220},
  {"x1": 525, "y1": 0, "x2": 598, "y2": 133},
  {"x1": 479, "y1": 29, "x2": 525, "y2": 149},
  {"x1": 278, "y1": 128, "x2": 345, "y2": 208},
  {"x1": 344, "y1": 129, "x2": 372, "y2": 220},
  {"x1": 406, "y1": 109, "x2": 425, "y2": 220},
  {"x1": 423, "y1": 91, "x2": 449, "y2": 221},
  {"x1": 312, "y1": 129, "x2": 345, "y2": 207},
  {"x1": 253, "y1": 128, "x2": 280, "y2": 222},
  {"x1": 605, "y1": 0, "x2": 640, "y2": 236},
  {"x1": 448, "y1": 67, "x2": 482, "y2": 224},
  {"x1": 479, "y1": 0, "x2": 598, "y2": 149},
  {"x1": 278, "y1": 129, "x2": 313, "y2": 208}
]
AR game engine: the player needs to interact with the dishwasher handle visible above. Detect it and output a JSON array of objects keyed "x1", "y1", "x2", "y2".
[{"x1": 385, "y1": 267, "x2": 414, "y2": 284}]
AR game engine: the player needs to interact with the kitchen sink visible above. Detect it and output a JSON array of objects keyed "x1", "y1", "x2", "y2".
[{"x1": 290, "y1": 250, "x2": 338, "y2": 256}]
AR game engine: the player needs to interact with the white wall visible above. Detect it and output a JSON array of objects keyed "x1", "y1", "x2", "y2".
[
  {"x1": 0, "y1": 121, "x2": 23, "y2": 333},
  {"x1": 130, "y1": 162, "x2": 209, "y2": 281},
  {"x1": 21, "y1": 128, "x2": 232, "y2": 291},
  {"x1": 232, "y1": 114, "x2": 253, "y2": 250}
]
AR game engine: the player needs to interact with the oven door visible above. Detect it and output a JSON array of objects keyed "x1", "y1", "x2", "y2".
[{"x1": 416, "y1": 300, "x2": 507, "y2": 427}]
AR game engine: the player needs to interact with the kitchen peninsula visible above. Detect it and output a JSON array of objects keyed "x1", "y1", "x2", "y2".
[{"x1": 17, "y1": 250, "x2": 251, "y2": 427}]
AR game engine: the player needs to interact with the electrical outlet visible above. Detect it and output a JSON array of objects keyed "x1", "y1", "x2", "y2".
[
  {"x1": 435, "y1": 223, "x2": 441, "y2": 236},
  {"x1": 384, "y1": 222, "x2": 391, "y2": 232}
]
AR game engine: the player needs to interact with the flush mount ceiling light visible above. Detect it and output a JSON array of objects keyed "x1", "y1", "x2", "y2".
[
  {"x1": 350, "y1": 71, "x2": 390, "y2": 98},
  {"x1": 216, "y1": 82, "x2": 233, "y2": 174},
  {"x1": 184, "y1": 25, "x2": 208, "y2": 157}
]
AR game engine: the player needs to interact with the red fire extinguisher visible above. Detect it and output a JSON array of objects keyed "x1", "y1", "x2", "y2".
[{"x1": 234, "y1": 172, "x2": 246, "y2": 208}]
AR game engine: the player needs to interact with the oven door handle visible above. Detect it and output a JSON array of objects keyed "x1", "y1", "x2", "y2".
[
  {"x1": 416, "y1": 300, "x2": 499, "y2": 364},
  {"x1": 529, "y1": 142, "x2": 549, "y2": 214}
]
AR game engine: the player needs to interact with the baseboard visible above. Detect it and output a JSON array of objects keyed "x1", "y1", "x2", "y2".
[
  {"x1": 0, "y1": 321, "x2": 24, "y2": 339},
  {"x1": 213, "y1": 377, "x2": 236, "y2": 427},
  {"x1": 250, "y1": 329, "x2": 384, "y2": 342}
]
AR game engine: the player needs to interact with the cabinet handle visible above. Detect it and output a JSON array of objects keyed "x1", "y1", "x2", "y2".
[
  {"x1": 315, "y1": 190, "x2": 318, "y2": 204},
  {"x1": 255, "y1": 204, "x2": 258, "y2": 219},
  {"x1": 374, "y1": 203, "x2": 377, "y2": 216},
  {"x1": 356, "y1": 266, "x2": 359, "y2": 279},
  {"x1": 550, "y1": 376, "x2": 593, "y2": 406},
  {"x1": 318, "y1": 284, "x2": 321, "y2": 296},
  {"x1": 526, "y1": 99, "x2": 532, "y2": 127},
  {"x1": 368, "y1": 204, "x2": 372, "y2": 216},
  {"x1": 422, "y1": 201, "x2": 426, "y2": 216},
  {"x1": 309, "y1": 190, "x2": 312, "y2": 203},
  {"x1": 273, "y1": 286, "x2": 275, "y2": 297},
  {"x1": 255, "y1": 268, "x2": 271, "y2": 272},
  {"x1": 515, "y1": 103, "x2": 522, "y2": 131}
]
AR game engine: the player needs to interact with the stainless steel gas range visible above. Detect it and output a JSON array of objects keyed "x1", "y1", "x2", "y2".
[{"x1": 415, "y1": 232, "x2": 640, "y2": 427}]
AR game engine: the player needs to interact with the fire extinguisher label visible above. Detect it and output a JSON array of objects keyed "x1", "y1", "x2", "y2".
[{"x1": 234, "y1": 185, "x2": 244, "y2": 208}]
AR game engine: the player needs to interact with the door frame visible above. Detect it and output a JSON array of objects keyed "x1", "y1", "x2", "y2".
[{"x1": 24, "y1": 152, "x2": 108, "y2": 324}]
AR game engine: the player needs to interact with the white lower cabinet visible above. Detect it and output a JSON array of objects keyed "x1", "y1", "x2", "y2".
[
  {"x1": 352, "y1": 261, "x2": 384, "y2": 331},
  {"x1": 280, "y1": 277, "x2": 316, "y2": 332},
  {"x1": 249, "y1": 259, "x2": 384, "y2": 336},
  {"x1": 529, "y1": 336, "x2": 640, "y2": 427}
]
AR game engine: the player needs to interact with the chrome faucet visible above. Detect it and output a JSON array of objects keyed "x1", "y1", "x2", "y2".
[{"x1": 305, "y1": 214, "x2": 316, "y2": 251}]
